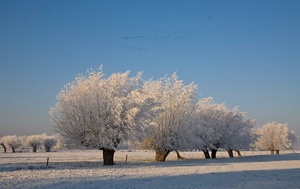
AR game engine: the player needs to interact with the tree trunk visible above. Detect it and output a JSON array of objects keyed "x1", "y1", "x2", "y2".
[
  {"x1": 175, "y1": 150, "x2": 184, "y2": 160},
  {"x1": 33, "y1": 146, "x2": 37, "y2": 153},
  {"x1": 12, "y1": 147, "x2": 16, "y2": 153},
  {"x1": 202, "y1": 149, "x2": 210, "y2": 159},
  {"x1": 102, "y1": 149, "x2": 115, "y2": 166},
  {"x1": 271, "y1": 149, "x2": 275, "y2": 155},
  {"x1": 227, "y1": 149, "x2": 234, "y2": 158},
  {"x1": 235, "y1": 150, "x2": 241, "y2": 157},
  {"x1": 155, "y1": 150, "x2": 170, "y2": 162},
  {"x1": 211, "y1": 149, "x2": 218, "y2": 159},
  {"x1": 45, "y1": 146, "x2": 51, "y2": 152},
  {"x1": 275, "y1": 150, "x2": 280, "y2": 154},
  {"x1": 1, "y1": 143, "x2": 6, "y2": 153}
]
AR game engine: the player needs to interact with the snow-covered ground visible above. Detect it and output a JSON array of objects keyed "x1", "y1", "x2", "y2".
[{"x1": 1, "y1": 150, "x2": 300, "y2": 189}]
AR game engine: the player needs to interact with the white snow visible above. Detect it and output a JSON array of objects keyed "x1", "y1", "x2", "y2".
[{"x1": 1, "y1": 150, "x2": 300, "y2": 189}]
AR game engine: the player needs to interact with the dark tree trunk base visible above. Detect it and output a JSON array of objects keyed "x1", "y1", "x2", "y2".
[
  {"x1": 155, "y1": 150, "x2": 170, "y2": 162},
  {"x1": 45, "y1": 147, "x2": 51, "y2": 152},
  {"x1": 175, "y1": 150, "x2": 184, "y2": 160},
  {"x1": 1, "y1": 143, "x2": 6, "y2": 153},
  {"x1": 102, "y1": 149, "x2": 115, "y2": 166},
  {"x1": 227, "y1": 149, "x2": 234, "y2": 158},
  {"x1": 211, "y1": 149, "x2": 218, "y2": 159},
  {"x1": 33, "y1": 146, "x2": 37, "y2": 153},
  {"x1": 202, "y1": 149, "x2": 210, "y2": 159},
  {"x1": 276, "y1": 150, "x2": 280, "y2": 154},
  {"x1": 235, "y1": 150, "x2": 241, "y2": 157},
  {"x1": 271, "y1": 149, "x2": 275, "y2": 155}
]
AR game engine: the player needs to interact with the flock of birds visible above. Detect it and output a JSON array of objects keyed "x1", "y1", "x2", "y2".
[
  {"x1": 115, "y1": 35, "x2": 187, "y2": 51},
  {"x1": 114, "y1": 45, "x2": 146, "y2": 51},
  {"x1": 151, "y1": 35, "x2": 187, "y2": 45},
  {"x1": 111, "y1": 15, "x2": 214, "y2": 52}
]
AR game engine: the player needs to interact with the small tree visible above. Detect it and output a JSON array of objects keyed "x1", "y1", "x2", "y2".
[
  {"x1": 255, "y1": 122, "x2": 292, "y2": 154},
  {"x1": 0, "y1": 143, "x2": 6, "y2": 153},
  {"x1": 2, "y1": 135, "x2": 22, "y2": 153},
  {"x1": 0, "y1": 137, "x2": 7, "y2": 153},
  {"x1": 25, "y1": 134, "x2": 45, "y2": 152},
  {"x1": 50, "y1": 67, "x2": 156, "y2": 165},
  {"x1": 42, "y1": 135, "x2": 57, "y2": 152}
]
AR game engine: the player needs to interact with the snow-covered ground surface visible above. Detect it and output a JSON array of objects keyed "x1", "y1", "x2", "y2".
[{"x1": 1, "y1": 150, "x2": 300, "y2": 189}]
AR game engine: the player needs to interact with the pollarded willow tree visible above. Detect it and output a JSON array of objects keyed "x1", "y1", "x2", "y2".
[
  {"x1": 50, "y1": 67, "x2": 156, "y2": 165},
  {"x1": 138, "y1": 73, "x2": 204, "y2": 161},
  {"x1": 196, "y1": 97, "x2": 256, "y2": 158},
  {"x1": 42, "y1": 135, "x2": 58, "y2": 152},
  {"x1": 0, "y1": 137, "x2": 7, "y2": 153},
  {"x1": 216, "y1": 107, "x2": 256, "y2": 157},
  {"x1": 25, "y1": 134, "x2": 58, "y2": 152},
  {"x1": 1, "y1": 135, "x2": 22, "y2": 153},
  {"x1": 25, "y1": 134, "x2": 46, "y2": 152},
  {"x1": 194, "y1": 97, "x2": 224, "y2": 158},
  {"x1": 255, "y1": 122, "x2": 292, "y2": 154}
]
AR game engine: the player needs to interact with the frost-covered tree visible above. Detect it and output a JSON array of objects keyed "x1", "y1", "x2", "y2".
[
  {"x1": 0, "y1": 143, "x2": 6, "y2": 153},
  {"x1": 1, "y1": 135, "x2": 22, "y2": 153},
  {"x1": 196, "y1": 98, "x2": 256, "y2": 158},
  {"x1": 195, "y1": 98, "x2": 238, "y2": 158},
  {"x1": 255, "y1": 122, "x2": 292, "y2": 154},
  {"x1": 138, "y1": 73, "x2": 203, "y2": 161},
  {"x1": 193, "y1": 98, "x2": 223, "y2": 158},
  {"x1": 42, "y1": 135, "x2": 57, "y2": 152},
  {"x1": 25, "y1": 134, "x2": 45, "y2": 152},
  {"x1": 50, "y1": 67, "x2": 156, "y2": 165},
  {"x1": 217, "y1": 107, "x2": 256, "y2": 157},
  {"x1": 25, "y1": 134, "x2": 60, "y2": 152},
  {"x1": 0, "y1": 137, "x2": 7, "y2": 153}
]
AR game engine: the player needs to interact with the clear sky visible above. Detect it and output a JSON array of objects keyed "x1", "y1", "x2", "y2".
[{"x1": 1, "y1": 0, "x2": 300, "y2": 137}]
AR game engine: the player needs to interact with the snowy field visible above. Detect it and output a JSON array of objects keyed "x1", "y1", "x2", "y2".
[{"x1": 1, "y1": 150, "x2": 300, "y2": 189}]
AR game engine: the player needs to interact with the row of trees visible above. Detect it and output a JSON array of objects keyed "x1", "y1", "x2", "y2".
[
  {"x1": 50, "y1": 67, "x2": 298, "y2": 165},
  {"x1": 0, "y1": 134, "x2": 58, "y2": 153},
  {"x1": 1, "y1": 123, "x2": 296, "y2": 155}
]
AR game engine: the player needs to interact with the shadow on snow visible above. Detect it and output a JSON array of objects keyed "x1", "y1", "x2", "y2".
[
  {"x1": 1, "y1": 153, "x2": 299, "y2": 172},
  {"x1": 28, "y1": 168, "x2": 300, "y2": 189}
]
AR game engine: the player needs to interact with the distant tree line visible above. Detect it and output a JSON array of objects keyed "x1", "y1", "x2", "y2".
[
  {"x1": 49, "y1": 67, "x2": 298, "y2": 165},
  {"x1": 0, "y1": 134, "x2": 59, "y2": 153}
]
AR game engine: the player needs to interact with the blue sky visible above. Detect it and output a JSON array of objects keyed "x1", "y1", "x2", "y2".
[{"x1": 1, "y1": 0, "x2": 300, "y2": 137}]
